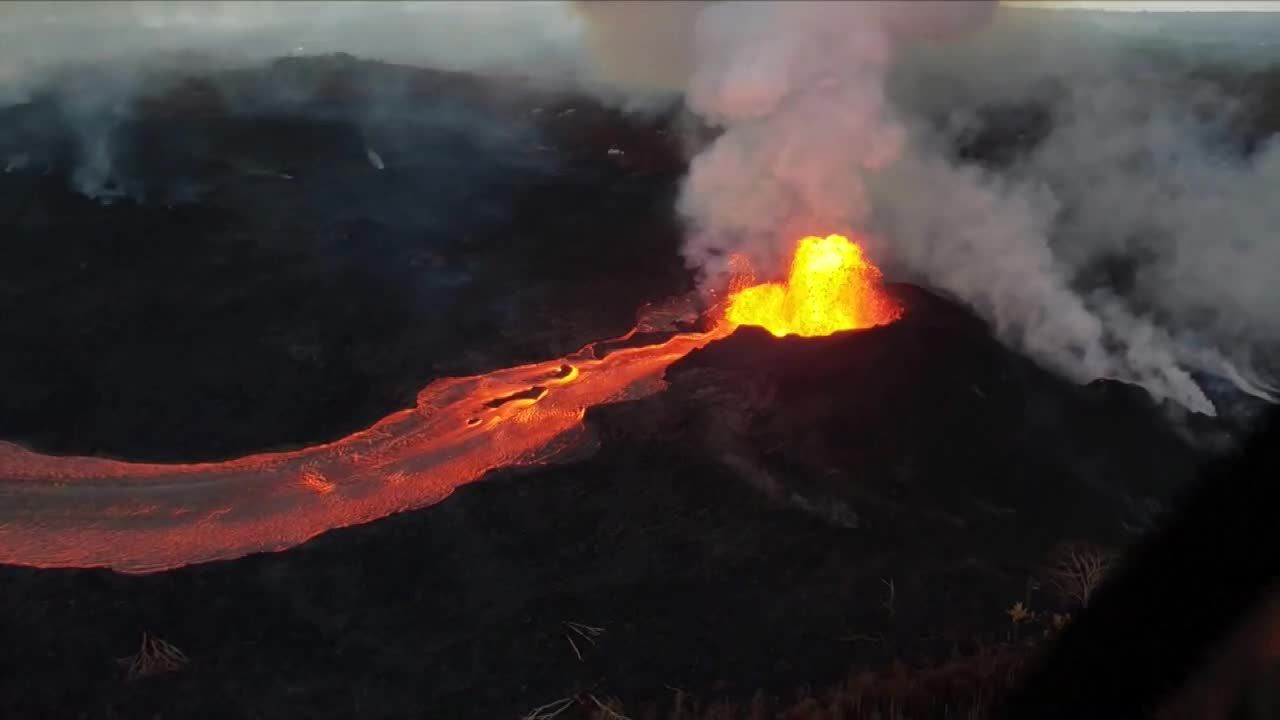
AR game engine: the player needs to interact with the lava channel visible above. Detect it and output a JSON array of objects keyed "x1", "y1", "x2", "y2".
[
  {"x1": 0, "y1": 325, "x2": 729, "y2": 573},
  {"x1": 0, "y1": 233, "x2": 898, "y2": 574}
]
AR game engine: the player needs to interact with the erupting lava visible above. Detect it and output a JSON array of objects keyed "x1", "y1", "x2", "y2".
[
  {"x1": 0, "y1": 234, "x2": 899, "y2": 574},
  {"x1": 725, "y1": 234, "x2": 900, "y2": 337}
]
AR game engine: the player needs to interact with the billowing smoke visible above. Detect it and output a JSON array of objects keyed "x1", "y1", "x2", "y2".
[
  {"x1": 868, "y1": 8, "x2": 1280, "y2": 417},
  {"x1": 676, "y1": 2, "x2": 993, "y2": 280},
  {"x1": 604, "y1": 1, "x2": 1278, "y2": 416}
]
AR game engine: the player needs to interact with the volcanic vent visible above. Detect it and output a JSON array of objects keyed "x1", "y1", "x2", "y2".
[
  {"x1": 725, "y1": 233, "x2": 902, "y2": 337},
  {"x1": 0, "y1": 230, "x2": 903, "y2": 573}
]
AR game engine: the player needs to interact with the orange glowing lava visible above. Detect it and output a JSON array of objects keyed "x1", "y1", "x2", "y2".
[
  {"x1": 0, "y1": 311, "x2": 730, "y2": 573},
  {"x1": 725, "y1": 234, "x2": 900, "y2": 337},
  {"x1": 0, "y1": 235, "x2": 899, "y2": 574}
]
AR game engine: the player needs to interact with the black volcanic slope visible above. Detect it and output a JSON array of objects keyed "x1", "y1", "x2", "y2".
[
  {"x1": 0, "y1": 56, "x2": 691, "y2": 461},
  {"x1": 998, "y1": 408, "x2": 1280, "y2": 720},
  {"x1": 0, "y1": 284, "x2": 1213, "y2": 719}
]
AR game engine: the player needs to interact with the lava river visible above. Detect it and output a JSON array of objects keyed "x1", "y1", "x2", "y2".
[
  {"x1": 0, "y1": 234, "x2": 896, "y2": 573},
  {"x1": 0, "y1": 321, "x2": 729, "y2": 573}
]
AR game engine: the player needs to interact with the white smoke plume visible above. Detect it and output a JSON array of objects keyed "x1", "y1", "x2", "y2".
[
  {"x1": 676, "y1": 2, "x2": 991, "y2": 280},
  {"x1": 879, "y1": 8, "x2": 1280, "y2": 414},
  {"x1": 654, "y1": 1, "x2": 1280, "y2": 416}
]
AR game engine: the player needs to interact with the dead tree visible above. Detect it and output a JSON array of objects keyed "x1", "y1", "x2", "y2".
[{"x1": 1045, "y1": 543, "x2": 1116, "y2": 609}]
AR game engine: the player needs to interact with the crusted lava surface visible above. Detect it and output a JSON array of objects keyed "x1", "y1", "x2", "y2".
[{"x1": 0, "y1": 281, "x2": 1219, "y2": 718}]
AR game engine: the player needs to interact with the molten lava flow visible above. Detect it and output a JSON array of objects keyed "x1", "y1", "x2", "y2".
[
  {"x1": 725, "y1": 234, "x2": 900, "y2": 337},
  {"x1": 0, "y1": 316, "x2": 731, "y2": 573},
  {"x1": 0, "y1": 235, "x2": 899, "y2": 574}
]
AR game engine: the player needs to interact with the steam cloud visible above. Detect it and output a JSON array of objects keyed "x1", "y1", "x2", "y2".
[
  {"x1": 5, "y1": 1, "x2": 1278, "y2": 415},
  {"x1": 877, "y1": 7, "x2": 1280, "y2": 416},
  {"x1": 590, "y1": 1, "x2": 1278, "y2": 416}
]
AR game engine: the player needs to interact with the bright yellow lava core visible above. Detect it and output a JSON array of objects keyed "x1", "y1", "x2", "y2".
[{"x1": 725, "y1": 233, "x2": 901, "y2": 337}]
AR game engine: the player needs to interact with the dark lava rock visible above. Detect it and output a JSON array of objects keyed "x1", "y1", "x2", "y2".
[
  {"x1": 0, "y1": 284, "x2": 1216, "y2": 719},
  {"x1": 998, "y1": 407, "x2": 1280, "y2": 720},
  {"x1": 667, "y1": 283, "x2": 1201, "y2": 548},
  {"x1": 0, "y1": 57, "x2": 692, "y2": 462}
]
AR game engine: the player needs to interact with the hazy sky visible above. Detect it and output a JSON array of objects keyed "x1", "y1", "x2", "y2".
[{"x1": 1007, "y1": 1, "x2": 1280, "y2": 10}]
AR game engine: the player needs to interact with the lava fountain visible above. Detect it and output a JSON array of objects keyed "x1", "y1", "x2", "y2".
[
  {"x1": 726, "y1": 234, "x2": 901, "y2": 337},
  {"x1": 0, "y1": 234, "x2": 899, "y2": 573}
]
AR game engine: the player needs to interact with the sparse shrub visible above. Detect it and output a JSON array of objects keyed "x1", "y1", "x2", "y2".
[
  {"x1": 1005, "y1": 602, "x2": 1036, "y2": 626},
  {"x1": 563, "y1": 620, "x2": 607, "y2": 662},
  {"x1": 117, "y1": 631, "x2": 188, "y2": 681},
  {"x1": 1044, "y1": 542, "x2": 1117, "y2": 609}
]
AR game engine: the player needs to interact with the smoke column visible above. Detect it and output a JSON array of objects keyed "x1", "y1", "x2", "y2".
[
  {"x1": 877, "y1": 8, "x2": 1280, "y2": 415},
  {"x1": 581, "y1": 1, "x2": 1279, "y2": 416}
]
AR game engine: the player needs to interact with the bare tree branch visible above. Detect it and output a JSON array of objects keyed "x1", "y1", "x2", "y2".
[{"x1": 1046, "y1": 543, "x2": 1117, "y2": 608}]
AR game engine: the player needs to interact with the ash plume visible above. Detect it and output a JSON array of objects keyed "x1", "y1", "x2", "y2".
[
  {"x1": 639, "y1": 1, "x2": 1279, "y2": 417},
  {"x1": 882, "y1": 8, "x2": 1280, "y2": 416},
  {"x1": 675, "y1": 2, "x2": 993, "y2": 278}
]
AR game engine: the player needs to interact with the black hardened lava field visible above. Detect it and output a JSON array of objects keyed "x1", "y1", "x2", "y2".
[{"x1": 3, "y1": 6, "x2": 1280, "y2": 720}]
